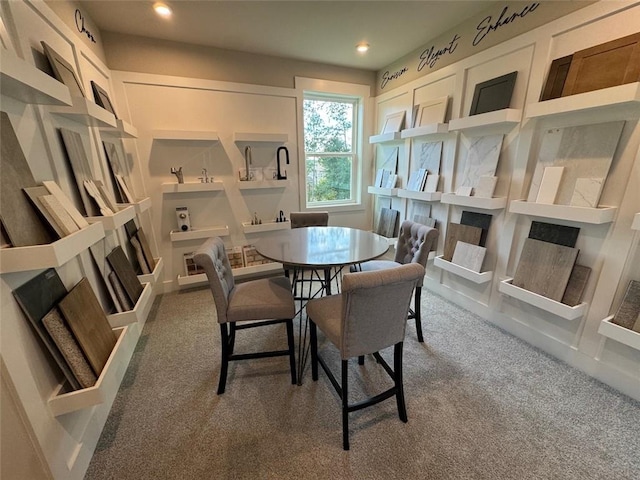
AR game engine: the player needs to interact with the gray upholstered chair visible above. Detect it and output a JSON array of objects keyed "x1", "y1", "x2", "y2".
[
  {"x1": 351, "y1": 220, "x2": 438, "y2": 342},
  {"x1": 307, "y1": 263, "x2": 425, "y2": 450},
  {"x1": 287, "y1": 211, "x2": 330, "y2": 297},
  {"x1": 194, "y1": 237, "x2": 297, "y2": 394}
]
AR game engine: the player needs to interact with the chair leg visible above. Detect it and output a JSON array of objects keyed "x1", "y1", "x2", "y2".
[
  {"x1": 218, "y1": 323, "x2": 230, "y2": 395},
  {"x1": 341, "y1": 360, "x2": 350, "y2": 450},
  {"x1": 229, "y1": 322, "x2": 237, "y2": 353},
  {"x1": 414, "y1": 287, "x2": 424, "y2": 343},
  {"x1": 310, "y1": 320, "x2": 318, "y2": 381},
  {"x1": 358, "y1": 355, "x2": 364, "y2": 365},
  {"x1": 286, "y1": 319, "x2": 297, "y2": 385},
  {"x1": 394, "y1": 342, "x2": 408, "y2": 423}
]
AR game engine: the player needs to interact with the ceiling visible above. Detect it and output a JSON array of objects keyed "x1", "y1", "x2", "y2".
[{"x1": 78, "y1": 1, "x2": 498, "y2": 71}]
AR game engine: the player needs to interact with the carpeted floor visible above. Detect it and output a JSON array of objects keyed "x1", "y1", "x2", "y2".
[{"x1": 85, "y1": 286, "x2": 640, "y2": 480}]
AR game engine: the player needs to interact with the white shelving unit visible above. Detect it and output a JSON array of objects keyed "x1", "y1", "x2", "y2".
[
  {"x1": 100, "y1": 119, "x2": 138, "y2": 139},
  {"x1": 152, "y1": 130, "x2": 220, "y2": 142},
  {"x1": 161, "y1": 182, "x2": 224, "y2": 193},
  {"x1": 49, "y1": 97, "x2": 117, "y2": 128},
  {"x1": 369, "y1": 131, "x2": 402, "y2": 144},
  {"x1": 433, "y1": 256, "x2": 493, "y2": 284},
  {"x1": 177, "y1": 262, "x2": 284, "y2": 287},
  {"x1": 170, "y1": 226, "x2": 229, "y2": 242},
  {"x1": 86, "y1": 205, "x2": 136, "y2": 231},
  {"x1": 441, "y1": 193, "x2": 507, "y2": 210},
  {"x1": 237, "y1": 180, "x2": 290, "y2": 190},
  {"x1": 48, "y1": 326, "x2": 133, "y2": 417},
  {"x1": 137, "y1": 257, "x2": 164, "y2": 285},
  {"x1": 117, "y1": 197, "x2": 152, "y2": 215},
  {"x1": 397, "y1": 189, "x2": 442, "y2": 202},
  {"x1": 598, "y1": 315, "x2": 640, "y2": 351},
  {"x1": 242, "y1": 220, "x2": 290, "y2": 233},
  {"x1": 509, "y1": 200, "x2": 617, "y2": 225},
  {"x1": 0, "y1": 51, "x2": 71, "y2": 106},
  {"x1": 233, "y1": 132, "x2": 288, "y2": 143},
  {"x1": 401, "y1": 123, "x2": 449, "y2": 139},
  {"x1": 499, "y1": 278, "x2": 587, "y2": 321},
  {"x1": 0, "y1": 222, "x2": 104, "y2": 273},
  {"x1": 632, "y1": 213, "x2": 640, "y2": 231},
  {"x1": 448, "y1": 108, "x2": 522, "y2": 134},
  {"x1": 367, "y1": 186, "x2": 398, "y2": 197},
  {"x1": 107, "y1": 282, "x2": 154, "y2": 328}
]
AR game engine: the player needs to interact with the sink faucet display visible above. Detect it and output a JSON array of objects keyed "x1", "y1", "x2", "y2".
[
  {"x1": 277, "y1": 146, "x2": 289, "y2": 180},
  {"x1": 170, "y1": 166, "x2": 184, "y2": 184},
  {"x1": 243, "y1": 145, "x2": 252, "y2": 181}
]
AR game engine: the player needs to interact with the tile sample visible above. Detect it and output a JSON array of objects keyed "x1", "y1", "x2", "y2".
[
  {"x1": 108, "y1": 271, "x2": 133, "y2": 311},
  {"x1": 115, "y1": 174, "x2": 135, "y2": 203},
  {"x1": 460, "y1": 211, "x2": 492, "y2": 247},
  {"x1": 451, "y1": 241, "x2": 486, "y2": 272},
  {"x1": 527, "y1": 127, "x2": 564, "y2": 202},
  {"x1": 536, "y1": 166, "x2": 564, "y2": 204},
  {"x1": 103, "y1": 142, "x2": 127, "y2": 203},
  {"x1": 135, "y1": 229, "x2": 156, "y2": 270},
  {"x1": 443, "y1": 223, "x2": 483, "y2": 262},
  {"x1": 106, "y1": 246, "x2": 144, "y2": 304},
  {"x1": 528, "y1": 221, "x2": 580, "y2": 248},
  {"x1": 561, "y1": 264, "x2": 591, "y2": 306},
  {"x1": 459, "y1": 134, "x2": 503, "y2": 189},
  {"x1": 0, "y1": 112, "x2": 55, "y2": 246},
  {"x1": 416, "y1": 142, "x2": 443, "y2": 175},
  {"x1": 123, "y1": 219, "x2": 138, "y2": 239},
  {"x1": 94, "y1": 180, "x2": 119, "y2": 213},
  {"x1": 474, "y1": 175, "x2": 497, "y2": 198},
  {"x1": 456, "y1": 186, "x2": 473, "y2": 196},
  {"x1": 130, "y1": 236, "x2": 150, "y2": 274},
  {"x1": 39, "y1": 194, "x2": 79, "y2": 236},
  {"x1": 424, "y1": 174, "x2": 439, "y2": 193},
  {"x1": 376, "y1": 208, "x2": 399, "y2": 238},
  {"x1": 612, "y1": 280, "x2": 640, "y2": 330},
  {"x1": 22, "y1": 186, "x2": 64, "y2": 239},
  {"x1": 43, "y1": 308, "x2": 97, "y2": 389},
  {"x1": 379, "y1": 147, "x2": 398, "y2": 173},
  {"x1": 42, "y1": 180, "x2": 89, "y2": 229},
  {"x1": 570, "y1": 177, "x2": 604, "y2": 208},
  {"x1": 59, "y1": 128, "x2": 99, "y2": 216},
  {"x1": 513, "y1": 238, "x2": 579, "y2": 302},
  {"x1": 58, "y1": 278, "x2": 117, "y2": 376}
]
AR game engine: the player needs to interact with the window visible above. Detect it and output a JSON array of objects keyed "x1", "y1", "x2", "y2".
[{"x1": 303, "y1": 93, "x2": 360, "y2": 206}]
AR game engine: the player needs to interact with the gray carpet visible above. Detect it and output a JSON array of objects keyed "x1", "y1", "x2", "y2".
[{"x1": 85, "y1": 286, "x2": 640, "y2": 480}]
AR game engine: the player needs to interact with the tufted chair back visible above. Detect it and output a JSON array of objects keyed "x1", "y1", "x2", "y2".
[
  {"x1": 393, "y1": 220, "x2": 439, "y2": 287},
  {"x1": 290, "y1": 211, "x2": 329, "y2": 228},
  {"x1": 194, "y1": 237, "x2": 235, "y2": 324}
]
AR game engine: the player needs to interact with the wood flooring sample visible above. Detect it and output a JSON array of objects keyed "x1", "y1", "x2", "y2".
[
  {"x1": 561, "y1": 264, "x2": 591, "y2": 306},
  {"x1": 106, "y1": 246, "x2": 143, "y2": 304},
  {"x1": 460, "y1": 211, "x2": 492, "y2": 247},
  {"x1": 612, "y1": 280, "x2": 640, "y2": 330},
  {"x1": 513, "y1": 238, "x2": 579, "y2": 302},
  {"x1": 58, "y1": 278, "x2": 117, "y2": 376},
  {"x1": 135, "y1": 229, "x2": 156, "y2": 270},
  {"x1": 22, "y1": 186, "x2": 64, "y2": 238},
  {"x1": 443, "y1": 223, "x2": 482, "y2": 262}
]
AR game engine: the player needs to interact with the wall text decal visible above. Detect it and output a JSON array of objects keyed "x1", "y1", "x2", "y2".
[
  {"x1": 75, "y1": 9, "x2": 97, "y2": 44},
  {"x1": 473, "y1": 2, "x2": 540, "y2": 46},
  {"x1": 418, "y1": 34, "x2": 461, "y2": 72}
]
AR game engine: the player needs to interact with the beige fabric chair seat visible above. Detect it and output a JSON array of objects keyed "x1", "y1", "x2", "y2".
[{"x1": 227, "y1": 277, "x2": 294, "y2": 322}]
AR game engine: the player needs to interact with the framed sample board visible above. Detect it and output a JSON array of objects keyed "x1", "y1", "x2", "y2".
[
  {"x1": 540, "y1": 55, "x2": 573, "y2": 101},
  {"x1": 41, "y1": 41, "x2": 85, "y2": 98},
  {"x1": 91, "y1": 81, "x2": 117, "y2": 117},
  {"x1": 469, "y1": 71, "x2": 517, "y2": 116}
]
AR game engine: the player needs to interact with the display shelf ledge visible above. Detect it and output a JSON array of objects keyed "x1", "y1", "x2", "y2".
[
  {"x1": 434, "y1": 256, "x2": 493, "y2": 284},
  {"x1": 178, "y1": 263, "x2": 283, "y2": 287},
  {"x1": 0, "y1": 222, "x2": 104, "y2": 274},
  {"x1": 0, "y1": 51, "x2": 72, "y2": 106},
  {"x1": 441, "y1": 193, "x2": 507, "y2": 210},
  {"x1": 170, "y1": 226, "x2": 229, "y2": 242},
  {"x1": 397, "y1": 189, "x2": 442, "y2": 202},
  {"x1": 448, "y1": 109, "x2": 522, "y2": 133},
  {"x1": 48, "y1": 326, "x2": 132, "y2": 417},
  {"x1": 632, "y1": 213, "x2": 640, "y2": 231},
  {"x1": 525, "y1": 83, "x2": 640, "y2": 120},
  {"x1": 238, "y1": 180, "x2": 290, "y2": 190},
  {"x1": 152, "y1": 130, "x2": 219, "y2": 142},
  {"x1": 138, "y1": 257, "x2": 164, "y2": 284},
  {"x1": 233, "y1": 132, "x2": 288, "y2": 143},
  {"x1": 401, "y1": 123, "x2": 449, "y2": 139},
  {"x1": 101, "y1": 119, "x2": 138, "y2": 139},
  {"x1": 499, "y1": 278, "x2": 587, "y2": 321},
  {"x1": 367, "y1": 186, "x2": 398, "y2": 197},
  {"x1": 177, "y1": 273, "x2": 208, "y2": 287},
  {"x1": 49, "y1": 97, "x2": 117, "y2": 128},
  {"x1": 107, "y1": 282, "x2": 153, "y2": 328},
  {"x1": 369, "y1": 132, "x2": 402, "y2": 144},
  {"x1": 598, "y1": 315, "x2": 640, "y2": 351},
  {"x1": 509, "y1": 200, "x2": 617, "y2": 224},
  {"x1": 242, "y1": 221, "x2": 291, "y2": 233},
  {"x1": 161, "y1": 182, "x2": 224, "y2": 193},
  {"x1": 116, "y1": 197, "x2": 152, "y2": 215},
  {"x1": 87, "y1": 205, "x2": 136, "y2": 231}
]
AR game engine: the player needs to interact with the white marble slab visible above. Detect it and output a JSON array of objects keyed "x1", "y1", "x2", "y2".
[
  {"x1": 456, "y1": 186, "x2": 473, "y2": 196},
  {"x1": 527, "y1": 128, "x2": 564, "y2": 202},
  {"x1": 424, "y1": 174, "x2": 439, "y2": 193},
  {"x1": 411, "y1": 203, "x2": 431, "y2": 223},
  {"x1": 570, "y1": 177, "x2": 604, "y2": 207},
  {"x1": 379, "y1": 147, "x2": 399, "y2": 173},
  {"x1": 536, "y1": 166, "x2": 564, "y2": 204},
  {"x1": 474, "y1": 175, "x2": 497, "y2": 198},
  {"x1": 452, "y1": 241, "x2": 486, "y2": 272},
  {"x1": 416, "y1": 141, "x2": 443, "y2": 175},
  {"x1": 459, "y1": 134, "x2": 503, "y2": 189}
]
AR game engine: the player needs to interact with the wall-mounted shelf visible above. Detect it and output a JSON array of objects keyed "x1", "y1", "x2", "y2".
[
  {"x1": 397, "y1": 189, "x2": 442, "y2": 202},
  {"x1": 233, "y1": 132, "x2": 288, "y2": 143},
  {"x1": 499, "y1": 278, "x2": 587, "y2": 321},
  {"x1": 152, "y1": 130, "x2": 220, "y2": 142},
  {"x1": 170, "y1": 225, "x2": 229, "y2": 242},
  {"x1": 632, "y1": 213, "x2": 640, "y2": 231},
  {"x1": 0, "y1": 222, "x2": 104, "y2": 273},
  {"x1": 598, "y1": 315, "x2": 640, "y2": 351},
  {"x1": 161, "y1": 182, "x2": 224, "y2": 193},
  {"x1": 242, "y1": 221, "x2": 291, "y2": 233},
  {"x1": 138, "y1": 257, "x2": 164, "y2": 285},
  {"x1": 525, "y1": 82, "x2": 640, "y2": 121},
  {"x1": 441, "y1": 193, "x2": 507, "y2": 210},
  {"x1": 49, "y1": 97, "x2": 117, "y2": 128},
  {"x1": 433, "y1": 256, "x2": 493, "y2": 284},
  {"x1": 100, "y1": 119, "x2": 138, "y2": 139},
  {"x1": 117, "y1": 197, "x2": 152, "y2": 215},
  {"x1": 237, "y1": 180, "x2": 290, "y2": 190},
  {"x1": 448, "y1": 108, "x2": 522, "y2": 134},
  {"x1": 509, "y1": 200, "x2": 617, "y2": 225},
  {"x1": 367, "y1": 186, "x2": 398, "y2": 197},
  {"x1": 48, "y1": 326, "x2": 132, "y2": 417},
  {"x1": 0, "y1": 51, "x2": 72, "y2": 106},
  {"x1": 177, "y1": 262, "x2": 284, "y2": 287},
  {"x1": 86, "y1": 205, "x2": 136, "y2": 231},
  {"x1": 400, "y1": 123, "x2": 449, "y2": 139},
  {"x1": 107, "y1": 282, "x2": 153, "y2": 328},
  {"x1": 369, "y1": 132, "x2": 402, "y2": 144}
]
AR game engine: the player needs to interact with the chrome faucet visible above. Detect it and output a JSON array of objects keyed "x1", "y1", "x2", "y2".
[{"x1": 244, "y1": 146, "x2": 252, "y2": 181}]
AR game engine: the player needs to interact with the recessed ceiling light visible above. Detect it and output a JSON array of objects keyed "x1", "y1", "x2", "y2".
[
  {"x1": 356, "y1": 43, "x2": 370, "y2": 53},
  {"x1": 153, "y1": 2, "x2": 172, "y2": 18}
]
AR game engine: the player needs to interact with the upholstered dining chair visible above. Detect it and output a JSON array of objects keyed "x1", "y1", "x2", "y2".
[
  {"x1": 306, "y1": 263, "x2": 425, "y2": 450},
  {"x1": 351, "y1": 220, "x2": 438, "y2": 342},
  {"x1": 194, "y1": 237, "x2": 297, "y2": 394}
]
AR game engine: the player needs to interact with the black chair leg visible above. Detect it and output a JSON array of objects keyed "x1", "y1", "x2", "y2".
[
  {"x1": 358, "y1": 355, "x2": 364, "y2": 365},
  {"x1": 229, "y1": 322, "x2": 237, "y2": 353},
  {"x1": 286, "y1": 319, "x2": 297, "y2": 385},
  {"x1": 341, "y1": 360, "x2": 350, "y2": 450},
  {"x1": 310, "y1": 320, "x2": 318, "y2": 381},
  {"x1": 394, "y1": 342, "x2": 408, "y2": 423},
  {"x1": 218, "y1": 323, "x2": 230, "y2": 395},
  {"x1": 414, "y1": 287, "x2": 423, "y2": 343}
]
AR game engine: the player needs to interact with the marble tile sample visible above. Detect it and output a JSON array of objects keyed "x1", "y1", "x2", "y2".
[
  {"x1": 513, "y1": 238, "x2": 578, "y2": 302},
  {"x1": 451, "y1": 241, "x2": 486, "y2": 272},
  {"x1": 376, "y1": 208, "x2": 399, "y2": 238},
  {"x1": 424, "y1": 174, "x2": 439, "y2": 193},
  {"x1": 612, "y1": 280, "x2": 640, "y2": 330},
  {"x1": 456, "y1": 186, "x2": 473, "y2": 196},
  {"x1": 459, "y1": 134, "x2": 503, "y2": 189},
  {"x1": 536, "y1": 166, "x2": 564, "y2": 204},
  {"x1": 42, "y1": 180, "x2": 89, "y2": 229},
  {"x1": 417, "y1": 141, "x2": 443, "y2": 175},
  {"x1": 43, "y1": 308, "x2": 97, "y2": 389},
  {"x1": 1, "y1": 112, "x2": 55, "y2": 247},
  {"x1": 379, "y1": 147, "x2": 398, "y2": 173},
  {"x1": 443, "y1": 223, "x2": 483, "y2": 262},
  {"x1": 106, "y1": 246, "x2": 144, "y2": 304},
  {"x1": 414, "y1": 216, "x2": 436, "y2": 228},
  {"x1": 411, "y1": 203, "x2": 432, "y2": 226},
  {"x1": 528, "y1": 221, "x2": 579, "y2": 248},
  {"x1": 60, "y1": 128, "x2": 99, "y2": 216},
  {"x1": 22, "y1": 186, "x2": 64, "y2": 239},
  {"x1": 406, "y1": 170, "x2": 423, "y2": 191},
  {"x1": 40, "y1": 194, "x2": 79, "y2": 236},
  {"x1": 474, "y1": 175, "x2": 497, "y2": 198},
  {"x1": 561, "y1": 264, "x2": 591, "y2": 306},
  {"x1": 570, "y1": 177, "x2": 604, "y2": 207},
  {"x1": 460, "y1": 211, "x2": 492, "y2": 247},
  {"x1": 527, "y1": 122, "x2": 623, "y2": 205},
  {"x1": 58, "y1": 278, "x2": 117, "y2": 376}
]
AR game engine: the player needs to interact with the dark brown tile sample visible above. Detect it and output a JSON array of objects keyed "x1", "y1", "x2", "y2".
[
  {"x1": 528, "y1": 221, "x2": 580, "y2": 248},
  {"x1": 106, "y1": 246, "x2": 143, "y2": 304},
  {"x1": 612, "y1": 280, "x2": 640, "y2": 330},
  {"x1": 460, "y1": 211, "x2": 492, "y2": 247},
  {"x1": 124, "y1": 219, "x2": 138, "y2": 239},
  {"x1": 561, "y1": 264, "x2": 591, "y2": 306},
  {"x1": 59, "y1": 128, "x2": 99, "y2": 216},
  {"x1": 443, "y1": 223, "x2": 483, "y2": 262},
  {"x1": 58, "y1": 278, "x2": 117, "y2": 376},
  {"x1": 513, "y1": 238, "x2": 579, "y2": 302}
]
